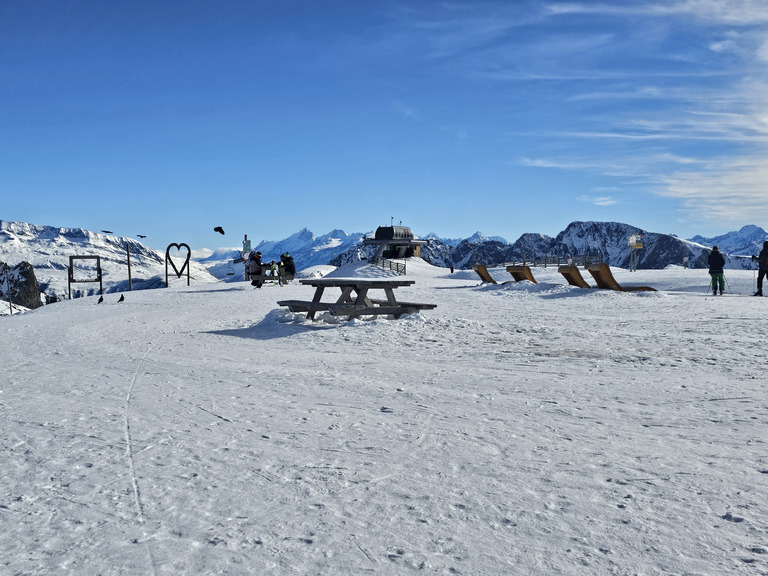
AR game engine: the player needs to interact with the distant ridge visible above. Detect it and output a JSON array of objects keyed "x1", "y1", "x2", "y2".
[
  {"x1": 689, "y1": 225, "x2": 768, "y2": 255},
  {"x1": 272, "y1": 221, "x2": 767, "y2": 274}
]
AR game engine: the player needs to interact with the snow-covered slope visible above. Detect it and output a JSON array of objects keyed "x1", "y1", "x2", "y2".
[
  {"x1": 0, "y1": 221, "x2": 218, "y2": 300},
  {"x1": 2, "y1": 261, "x2": 767, "y2": 574}
]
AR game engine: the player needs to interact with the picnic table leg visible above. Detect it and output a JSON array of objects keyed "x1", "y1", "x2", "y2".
[
  {"x1": 383, "y1": 287, "x2": 398, "y2": 306},
  {"x1": 307, "y1": 286, "x2": 325, "y2": 320},
  {"x1": 345, "y1": 287, "x2": 373, "y2": 320},
  {"x1": 384, "y1": 287, "x2": 404, "y2": 318},
  {"x1": 336, "y1": 286, "x2": 356, "y2": 304}
]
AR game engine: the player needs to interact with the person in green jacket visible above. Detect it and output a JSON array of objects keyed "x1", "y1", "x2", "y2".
[{"x1": 707, "y1": 246, "x2": 725, "y2": 295}]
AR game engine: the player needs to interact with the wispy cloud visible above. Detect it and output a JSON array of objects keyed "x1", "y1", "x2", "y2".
[
  {"x1": 373, "y1": 2, "x2": 768, "y2": 227},
  {"x1": 577, "y1": 194, "x2": 618, "y2": 206},
  {"x1": 545, "y1": 1, "x2": 768, "y2": 23},
  {"x1": 658, "y1": 158, "x2": 768, "y2": 223}
]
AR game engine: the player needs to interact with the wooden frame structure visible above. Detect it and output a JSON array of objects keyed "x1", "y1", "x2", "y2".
[{"x1": 68, "y1": 255, "x2": 103, "y2": 299}]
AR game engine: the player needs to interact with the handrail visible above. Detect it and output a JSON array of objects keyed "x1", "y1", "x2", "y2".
[{"x1": 370, "y1": 257, "x2": 407, "y2": 275}]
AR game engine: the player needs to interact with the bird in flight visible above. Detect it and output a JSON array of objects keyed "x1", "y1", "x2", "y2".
[
  {"x1": 214, "y1": 226, "x2": 225, "y2": 235},
  {"x1": 101, "y1": 230, "x2": 113, "y2": 234},
  {"x1": 137, "y1": 234, "x2": 146, "y2": 238}
]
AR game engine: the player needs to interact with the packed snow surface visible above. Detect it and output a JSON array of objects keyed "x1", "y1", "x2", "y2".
[{"x1": 2, "y1": 260, "x2": 767, "y2": 575}]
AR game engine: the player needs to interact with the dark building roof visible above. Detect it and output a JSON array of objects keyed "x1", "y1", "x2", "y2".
[{"x1": 374, "y1": 226, "x2": 414, "y2": 241}]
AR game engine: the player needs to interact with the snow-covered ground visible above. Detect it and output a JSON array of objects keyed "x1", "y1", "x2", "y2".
[{"x1": 2, "y1": 260, "x2": 767, "y2": 575}]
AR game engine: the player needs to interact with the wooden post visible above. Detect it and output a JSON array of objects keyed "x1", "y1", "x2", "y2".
[
  {"x1": 126, "y1": 243, "x2": 133, "y2": 291},
  {"x1": 3, "y1": 268, "x2": 11, "y2": 315}
]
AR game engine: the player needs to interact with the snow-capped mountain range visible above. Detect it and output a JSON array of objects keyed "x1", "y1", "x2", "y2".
[
  {"x1": 2, "y1": 219, "x2": 766, "y2": 302},
  {"x1": 418, "y1": 222, "x2": 765, "y2": 272}
]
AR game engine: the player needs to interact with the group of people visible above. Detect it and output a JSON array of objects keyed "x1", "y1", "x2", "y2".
[
  {"x1": 707, "y1": 240, "x2": 768, "y2": 296},
  {"x1": 247, "y1": 251, "x2": 296, "y2": 288}
]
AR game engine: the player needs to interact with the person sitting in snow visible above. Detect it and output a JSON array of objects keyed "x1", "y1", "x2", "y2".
[
  {"x1": 753, "y1": 240, "x2": 768, "y2": 296},
  {"x1": 248, "y1": 251, "x2": 264, "y2": 287},
  {"x1": 707, "y1": 246, "x2": 725, "y2": 296},
  {"x1": 279, "y1": 253, "x2": 296, "y2": 277}
]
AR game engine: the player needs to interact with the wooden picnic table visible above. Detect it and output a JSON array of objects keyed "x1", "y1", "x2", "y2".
[{"x1": 278, "y1": 277, "x2": 436, "y2": 320}]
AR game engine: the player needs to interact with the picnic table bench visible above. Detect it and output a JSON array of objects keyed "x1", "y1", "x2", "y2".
[{"x1": 278, "y1": 277, "x2": 436, "y2": 320}]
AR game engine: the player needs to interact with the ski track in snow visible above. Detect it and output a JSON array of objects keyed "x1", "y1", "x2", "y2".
[
  {"x1": 124, "y1": 340, "x2": 161, "y2": 576},
  {"x1": 1, "y1": 262, "x2": 767, "y2": 574}
]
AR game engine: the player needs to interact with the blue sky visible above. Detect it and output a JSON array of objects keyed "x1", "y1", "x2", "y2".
[{"x1": 3, "y1": 1, "x2": 768, "y2": 251}]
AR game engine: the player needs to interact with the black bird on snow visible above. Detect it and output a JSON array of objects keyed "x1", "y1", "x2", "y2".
[
  {"x1": 97, "y1": 296, "x2": 104, "y2": 304},
  {"x1": 118, "y1": 294, "x2": 125, "y2": 303},
  {"x1": 214, "y1": 226, "x2": 225, "y2": 235}
]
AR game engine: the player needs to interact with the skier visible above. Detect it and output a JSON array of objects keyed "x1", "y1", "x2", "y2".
[
  {"x1": 248, "y1": 251, "x2": 264, "y2": 287},
  {"x1": 707, "y1": 246, "x2": 725, "y2": 296},
  {"x1": 753, "y1": 240, "x2": 768, "y2": 296}
]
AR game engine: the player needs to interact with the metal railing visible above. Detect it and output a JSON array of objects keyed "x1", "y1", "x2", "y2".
[{"x1": 370, "y1": 257, "x2": 407, "y2": 275}]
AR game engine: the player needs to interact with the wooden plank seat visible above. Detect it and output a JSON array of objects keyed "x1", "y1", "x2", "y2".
[
  {"x1": 558, "y1": 265, "x2": 591, "y2": 288},
  {"x1": 368, "y1": 299, "x2": 438, "y2": 311},
  {"x1": 277, "y1": 300, "x2": 335, "y2": 313},
  {"x1": 278, "y1": 299, "x2": 435, "y2": 318},
  {"x1": 587, "y1": 263, "x2": 656, "y2": 292},
  {"x1": 506, "y1": 265, "x2": 537, "y2": 283}
]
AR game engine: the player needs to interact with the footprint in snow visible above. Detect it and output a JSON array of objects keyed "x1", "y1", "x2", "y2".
[{"x1": 722, "y1": 512, "x2": 744, "y2": 523}]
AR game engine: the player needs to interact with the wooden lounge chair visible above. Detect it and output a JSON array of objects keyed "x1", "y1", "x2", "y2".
[
  {"x1": 587, "y1": 263, "x2": 656, "y2": 292},
  {"x1": 558, "y1": 265, "x2": 591, "y2": 288},
  {"x1": 472, "y1": 264, "x2": 497, "y2": 284},
  {"x1": 506, "y1": 265, "x2": 537, "y2": 283}
]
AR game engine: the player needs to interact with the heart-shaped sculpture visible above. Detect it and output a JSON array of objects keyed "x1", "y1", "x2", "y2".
[{"x1": 165, "y1": 243, "x2": 191, "y2": 286}]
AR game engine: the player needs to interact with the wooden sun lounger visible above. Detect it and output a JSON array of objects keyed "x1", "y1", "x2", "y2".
[
  {"x1": 587, "y1": 263, "x2": 656, "y2": 292},
  {"x1": 558, "y1": 265, "x2": 591, "y2": 288},
  {"x1": 506, "y1": 265, "x2": 537, "y2": 283},
  {"x1": 472, "y1": 264, "x2": 497, "y2": 284}
]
